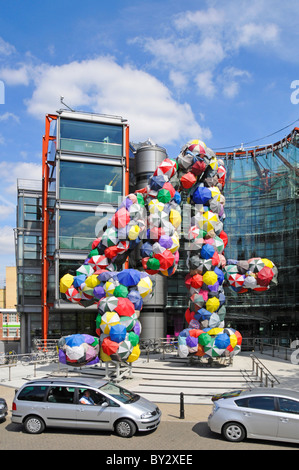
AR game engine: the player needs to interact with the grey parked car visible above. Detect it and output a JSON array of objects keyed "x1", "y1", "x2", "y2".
[
  {"x1": 12, "y1": 377, "x2": 161, "y2": 437},
  {"x1": 208, "y1": 387, "x2": 299, "y2": 444}
]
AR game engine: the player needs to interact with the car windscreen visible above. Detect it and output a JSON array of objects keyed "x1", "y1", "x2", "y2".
[{"x1": 99, "y1": 383, "x2": 139, "y2": 404}]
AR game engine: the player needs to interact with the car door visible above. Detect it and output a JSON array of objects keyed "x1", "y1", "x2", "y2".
[
  {"x1": 276, "y1": 397, "x2": 299, "y2": 442},
  {"x1": 235, "y1": 395, "x2": 279, "y2": 439},
  {"x1": 76, "y1": 387, "x2": 112, "y2": 430},
  {"x1": 45, "y1": 386, "x2": 77, "y2": 429}
]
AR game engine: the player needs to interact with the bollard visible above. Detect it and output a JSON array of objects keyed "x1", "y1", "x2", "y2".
[{"x1": 179, "y1": 392, "x2": 185, "y2": 419}]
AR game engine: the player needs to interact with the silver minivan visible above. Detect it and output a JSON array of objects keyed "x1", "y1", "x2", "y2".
[{"x1": 12, "y1": 377, "x2": 161, "y2": 437}]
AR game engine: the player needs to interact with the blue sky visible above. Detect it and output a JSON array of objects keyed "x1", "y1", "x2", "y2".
[{"x1": 0, "y1": 0, "x2": 299, "y2": 285}]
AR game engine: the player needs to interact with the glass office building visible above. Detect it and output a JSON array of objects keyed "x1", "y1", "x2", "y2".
[
  {"x1": 17, "y1": 111, "x2": 129, "y2": 352},
  {"x1": 166, "y1": 129, "x2": 299, "y2": 343}
]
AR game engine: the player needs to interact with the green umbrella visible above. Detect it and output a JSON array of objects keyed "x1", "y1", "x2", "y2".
[
  {"x1": 114, "y1": 284, "x2": 129, "y2": 298},
  {"x1": 128, "y1": 331, "x2": 139, "y2": 346},
  {"x1": 95, "y1": 313, "x2": 102, "y2": 329},
  {"x1": 118, "y1": 340, "x2": 133, "y2": 360},
  {"x1": 147, "y1": 257, "x2": 160, "y2": 270},
  {"x1": 101, "y1": 227, "x2": 118, "y2": 247},
  {"x1": 157, "y1": 188, "x2": 171, "y2": 203},
  {"x1": 98, "y1": 296, "x2": 119, "y2": 312},
  {"x1": 120, "y1": 313, "x2": 137, "y2": 331},
  {"x1": 76, "y1": 264, "x2": 94, "y2": 277},
  {"x1": 198, "y1": 332, "x2": 213, "y2": 347}
]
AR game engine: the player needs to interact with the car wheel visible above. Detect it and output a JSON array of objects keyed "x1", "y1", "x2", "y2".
[
  {"x1": 222, "y1": 422, "x2": 246, "y2": 442},
  {"x1": 24, "y1": 415, "x2": 45, "y2": 434},
  {"x1": 115, "y1": 418, "x2": 137, "y2": 438}
]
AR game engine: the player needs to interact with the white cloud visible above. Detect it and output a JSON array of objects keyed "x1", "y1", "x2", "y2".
[
  {"x1": 7, "y1": 56, "x2": 211, "y2": 145},
  {"x1": 0, "y1": 161, "x2": 41, "y2": 195},
  {"x1": 0, "y1": 225, "x2": 15, "y2": 255},
  {"x1": 195, "y1": 71, "x2": 216, "y2": 98},
  {"x1": 0, "y1": 37, "x2": 16, "y2": 57}
]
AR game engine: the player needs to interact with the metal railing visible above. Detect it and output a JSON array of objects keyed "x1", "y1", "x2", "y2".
[{"x1": 249, "y1": 354, "x2": 280, "y2": 388}]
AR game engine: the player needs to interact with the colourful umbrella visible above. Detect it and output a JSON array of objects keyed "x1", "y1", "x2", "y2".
[
  {"x1": 59, "y1": 273, "x2": 74, "y2": 293},
  {"x1": 187, "y1": 139, "x2": 207, "y2": 155},
  {"x1": 65, "y1": 286, "x2": 81, "y2": 303},
  {"x1": 137, "y1": 276, "x2": 153, "y2": 298},
  {"x1": 228, "y1": 273, "x2": 245, "y2": 288},
  {"x1": 109, "y1": 323, "x2": 127, "y2": 343},
  {"x1": 100, "y1": 311, "x2": 120, "y2": 335},
  {"x1": 114, "y1": 297, "x2": 136, "y2": 317},
  {"x1": 101, "y1": 337, "x2": 119, "y2": 356},
  {"x1": 76, "y1": 264, "x2": 94, "y2": 277},
  {"x1": 118, "y1": 340, "x2": 133, "y2": 360},
  {"x1": 111, "y1": 207, "x2": 130, "y2": 228}
]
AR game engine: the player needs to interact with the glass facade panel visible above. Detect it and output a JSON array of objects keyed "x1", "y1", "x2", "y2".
[
  {"x1": 222, "y1": 142, "x2": 298, "y2": 335},
  {"x1": 60, "y1": 119, "x2": 123, "y2": 156},
  {"x1": 59, "y1": 209, "x2": 111, "y2": 250},
  {"x1": 59, "y1": 160, "x2": 122, "y2": 204}
]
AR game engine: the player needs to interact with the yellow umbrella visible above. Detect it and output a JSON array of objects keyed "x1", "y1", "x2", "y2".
[
  {"x1": 206, "y1": 297, "x2": 220, "y2": 313},
  {"x1": 169, "y1": 233, "x2": 180, "y2": 253},
  {"x1": 208, "y1": 327, "x2": 223, "y2": 336},
  {"x1": 210, "y1": 186, "x2": 221, "y2": 201},
  {"x1": 100, "y1": 348, "x2": 111, "y2": 362},
  {"x1": 103, "y1": 281, "x2": 115, "y2": 296},
  {"x1": 169, "y1": 209, "x2": 181, "y2": 228},
  {"x1": 261, "y1": 258, "x2": 274, "y2": 268},
  {"x1": 100, "y1": 311, "x2": 120, "y2": 334},
  {"x1": 198, "y1": 211, "x2": 219, "y2": 232},
  {"x1": 59, "y1": 274, "x2": 74, "y2": 293},
  {"x1": 126, "y1": 344, "x2": 140, "y2": 362},
  {"x1": 203, "y1": 270, "x2": 218, "y2": 285},
  {"x1": 149, "y1": 199, "x2": 164, "y2": 213},
  {"x1": 230, "y1": 334, "x2": 238, "y2": 349},
  {"x1": 137, "y1": 276, "x2": 153, "y2": 298},
  {"x1": 209, "y1": 157, "x2": 218, "y2": 170},
  {"x1": 128, "y1": 225, "x2": 140, "y2": 240},
  {"x1": 85, "y1": 274, "x2": 100, "y2": 288}
]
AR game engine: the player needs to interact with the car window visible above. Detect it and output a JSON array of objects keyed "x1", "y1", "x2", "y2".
[
  {"x1": 47, "y1": 386, "x2": 75, "y2": 404},
  {"x1": 248, "y1": 396, "x2": 276, "y2": 411},
  {"x1": 278, "y1": 397, "x2": 299, "y2": 414},
  {"x1": 18, "y1": 385, "x2": 48, "y2": 402},
  {"x1": 235, "y1": 396, "x2": 275, "y2": 410},
  {"x1": 78, "y1": 388, "x2": 108, "y2": 406},
  {"x1": 100, "y1": 383, "x2": 139, "y2": 404}
]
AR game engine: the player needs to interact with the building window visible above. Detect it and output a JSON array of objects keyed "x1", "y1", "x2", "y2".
[
  {"x1": 59, "y1": 161, "x2": 123, "y2": 204},
  {"x1": 59, "y1": 209, "x2": 112, "y2": 250},
  {"x1": 59, "y1": 119, "x2": 123, "y2": 156}
]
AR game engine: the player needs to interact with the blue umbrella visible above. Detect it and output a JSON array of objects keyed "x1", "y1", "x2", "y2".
[
  {"x1": 64, "y1": 334, "x2": 85, "y2": 347},
  {"x1": 186, "y1": 335, "x2": 198, "y2": 348},
  {"x1": 201, "y1": 244, "x2": 216, "y2": 259},
  {"x1": 192, "y1": 186, "x2": 212, "y2": 205},
  {"x1": 109, "y1": 324, "x2": 127, "y2": 343},
  {"x1": 127, "y1": 290, "x2": 143, "y2": 310},
  {"x1": 149, "y1": 175, "x2": 167, "y2": 191},
  {"x1": 195, "y1": 308, "x2": 212, "y2": 321},
  {"x1": 214, "y1": 333, "x2": 230, "y2": 349},
  {"x1": 73, "y1": 274, "x2": 86, "y2": 288},
  {"x1": 117, "y1": 269, "x2": 141, "y2": 287},
  {"x1": 93, "y1": 285, "x2": 105, "y2": 300},
  {"x1": 140, "y1": 242, "x2": 153, "y2": 257}
]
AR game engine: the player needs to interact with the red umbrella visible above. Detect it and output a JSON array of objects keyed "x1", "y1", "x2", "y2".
[
  {"x1": 189, "y1": 329, "x2": 204, "y2": 338},
  {"x1": 101, "y1": 337, "x2": 119, "y2": 356},
  {"x1": 114, "y1": 298, "x2": 135, "y2": 317},
  {"x1": 180, "y1": 172, "x2": 197, "y2": 189},
  {"x1": 191, "y1": 160, "x2": 206, "y2": 175},
  {"x1": 111, "y1": 207, "x2": 130, "y2": 228},
  {"x1": 104, "y1": 245, "x2": 119, "y2": 259},
  {"x1": 219, "y1": 230, "x2": 228, "y2": 248},
  {"x1": 185, "y1": 308, "x2": 195, "y2": 324},
  {"x1": 257, "y1": 266, "x2": 274, "y2": 286},
  {"x1": 190, "y1": 274, "x2": 203, "y2": 289},
  {"x1": 184, "y1": 274, "x2": 192, "y2": 289},
  {"x1": 154, "y1": 249, "x2": 175, "y2": 270},
  {"x1": 162, "y1": 182, "x2": 176, "y2": 198}
]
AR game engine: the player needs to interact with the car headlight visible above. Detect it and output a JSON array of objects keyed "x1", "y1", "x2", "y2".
[
  {"x1": 0, "y1": 404, "x2": 5, "y2": 410},
  {"x1": 140, "y1": 411, "x2": 153, "y2": 419}
]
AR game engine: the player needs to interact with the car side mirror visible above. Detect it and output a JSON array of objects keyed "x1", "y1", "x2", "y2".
[{"x1": 101, "y1": 401, "x2": 109, "y2": 408}]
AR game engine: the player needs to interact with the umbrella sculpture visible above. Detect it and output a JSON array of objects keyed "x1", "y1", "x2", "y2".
[{"x1": 59, "y1": 136, "x2": 278, "y2": 366}]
